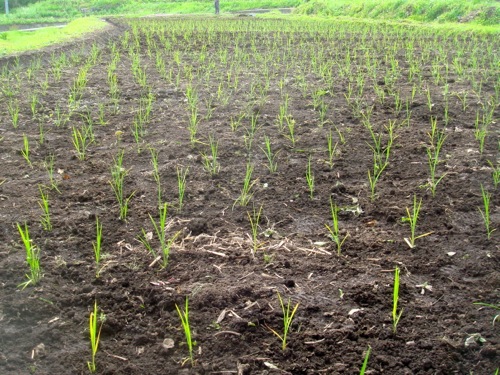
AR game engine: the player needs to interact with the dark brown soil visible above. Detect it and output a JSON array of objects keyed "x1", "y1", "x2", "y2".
[{"x1": 0, "y1": 17, "x2": 498, "y2": 375}]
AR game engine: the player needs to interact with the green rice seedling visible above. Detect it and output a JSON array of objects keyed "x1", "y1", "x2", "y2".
[
  {"x1": 93, "y1": 217, "x2": 103, "y2": 278},
  {"x1": 478, "y1": 184, "x2": 495, "y2": 239},
  {"x1": 426, "y1": 86, "x2": 433, "y2": 112},
  {"x1": 71, "y1": 126, "x2": 92, "y2": 161},
  {"x1": 359, "y1": 345, "x2": 371, "y2": 375},
  {"x1": 38, "y1": 185, "x2": 52, "y2": 231},
  {"x1": 177, "y1": 167, "x2": 189, "y2": 212},
  {"x1": 325, "y1": 198, "x2": 349, "y2": 256},
  {"x1": 188, "y1": 107, "x2": 200, "y2": 145},
  {"x1": 53, "y1": 104, "x2": 68, "y2": 127},
  {"x1": 229, "y1": 113, "x2": 245, "y2": 132},
  {"x1": 21, "y1": 134, "x2": 32, "y2": 168},
  {"x1": 149, "y1": 147, "x2": 162, "y2": 207},
  {"x1": 204, "y1": 96, "x2": 215, "y2": 120},
  {"x1": 426, "y1": 127, "x2": 447, "y2": 197},
  {"x1": 326, "y1": 129, "x2": 338, "y2": 168},
  {"x1": 201, "y1": 135, "x2": 220, "y2": 176},
  {"x1": 148, "y1": 203, "x2": 180, "y2": 268},
  {"x1": 260, "y1": 135, "x2": 278, "y2": 173},
  {"x1": 175, "y1": 297, "x2": 194, "y2": 366},
  {"x1": 7, "y1": 100, "x2": 19, "y2": 128},
  {"x1": 234, "y1": 163, "x2": 256, "y2": 208},
  {"x1": 87, "y1": 301, "x2": 103, "y2": 373},
  {"x1": 474, "y1": 111, "x2": 489, "y2": 154},
  {"x1": 276, "y1": 95, "x2": 289, "y2": 132},
  {"x1": 109, "y1": 150, "x2": 135, "y2": 221},
  {"x1": 44, "y1": 154, "x2": 60, "y2": 193},
  {"x1": 267, "y1": 292, "x2": 299, "y2": 351},
  {"x1": 38, "y1": 73, "x2": 49, "y2": 95},
  {"x1": 284, "y1": 115, "x2": 296, "y2": 147},
  {"x1": 131, "y1": 116, "x2": 145, "y2": 151},
  {"x1": 334, "y1": 125, "x2": 346, "y2": 145},
  {"x1": 17, "y1": 222, "x2": 41, "y2": 289},
  {"x1": 243, "y1": 128, "x2": 255, "y2": 154},
  {"x1": 38, "y1": 121, "x2": 46, "y2": 145},
  {"x1": 30, "y1": 92, "x2": 39, "y2": 118},
  {"x1": 365, "y1": 120, "x2": 395, "y2": 200},
  {"x1": 247, "y1": 204, "x2": 263, "y2": 257},
  {"x1": 487, "y1": 158, "x2": 500, "y2": 188},
  {"x1": 305, "y1": 156, "x2": 314, "y2": 199},
  {"x1": 137, "y1": 229, "x2": 154, "y2": 257},
  {"x1": 392, "y1": 267, "x2": 403, "y2": 333},
  {"x1": 402, "y1": 195, "x2": 432, "y2": 249},
  {"x1": 97, "y1": 103, "x2": 107, "y2": 126},
  {"x1": 455, "y1": 91, "x2": 468, "y2": 112}
]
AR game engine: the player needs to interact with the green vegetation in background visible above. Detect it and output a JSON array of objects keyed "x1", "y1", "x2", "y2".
[
  {"x1": 0, "y1": 0, "x2": 300, "y2": 24},
  {"x1": 0, "y1": 17, "x2": 107, "y2": 55},
  {"x1": 0, "y1": 0, "x2": 497, "y2": 29},
  {"x1": 294, "y1": 0, "x2": 500, "y2": 26},
  {"x1": 0, "y1": 0, "x2": 38, "y2": 13}
]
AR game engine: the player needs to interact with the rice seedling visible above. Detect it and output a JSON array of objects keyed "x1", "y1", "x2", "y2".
[
  {"x1": 175, "y1": 297, "x2": 194, "y2": 366},
  {"x1": 284, "y1": 115, "x2": 297, "y2": 147},
  {"x1": 474, "y1": 111, "x2": 489, "y2": 154},
  {"x1": 53, "y1": 104, "x2": 68, "y2": 127},
  {"x1": 38, "y1": 185, "x2": 52, "y2": 231},
  {"x1": 109, "y1": 150, "x2": 135, "y2": 221},
  {"x1": 38, "y1": 73, "x2": 49, "y2": 95},
  {"x1": 144, "y1": 203, "x2": 181, "y2": 268},
  {"x1": 392, "y1": 267, "x2": 403, "y2": 333},
  {"x1": 43, "y1": 154, "x2": 60, "y2": 193},
  {"x1": 177, "y1": 167, "x2": 189, "y2": 212},
  {"x1": 93, "y1": 216, "x2": 103, "y2": 278},
  {"x1": 365, "y1": 120, "x2": 395, "y2": 200},
  {"x1": 478, "y1": 184, "x2": 495, "y2": 239},
  {"x1": 229, "y1": 113, "x2": 245, "y2": 132},
  {"x1": 325, "y1": 198, "x2": 349, "y2": 256},
  {"x1": 305, "y1": 156, "x2": 315, "y2": 199},
  {"x1": 425, "y1": 117, "x2": 447, "y2": 196},
  {"x1": 359, "y1": 345, "x2": 371, "y2": 375},
  {"x1": 487, "y1": 158, "x2": 500, "y2": 188},
  {"x1": 260, "y1": 135, "x2": 278, "y2": 173},
  {"x1": 20, "y1": 134, "x2": 32, "y2": 168},
  {"x1": 247, "y1": 204, "x2": 263, "y2": 257},
  {"x1": 87, "y1": 301, "x2": 103, "y2": 373},
  {"x1": 334, "y1": 125, "x2": 346, "y2": 145},
  {"x1": 201, "y1": 134, "x2": 220, "y2": 176},
  {"x1": 187, "y1": 106, "x2": 200, "y2": 145},
  {"x1": 234, "y1": 162, "x2": 256, "y2": 208},
  {"x1": 97, "y1": 103, "x2": 107, "y2": 126},
  {"x1": 38, "y1": 121, "x2": 46, "y2": 145},
  {"x1": 30, "y1": 92, "x2": 39, "y2": 118},
  {"x1": 402, "y1": 194, "x2": 432, "y2": 249},
  {"x1": 276, "y1": 95, "x2": 289, "y2": 132},
  {"x1": 7, "y1": 100, "x2": 19, "y2": 128},
  {"x1": 71, "y1": 126, "x2": 92, "y2": 161},
  {"x1": 17, "y1": 222, "x2": 41, "y2": 289},
  {"x1": 267, "y1": 292, "x2": 299, "y2": 351},
  {"x1": 243, "y1": 128, "x2": 255, "y2": 154},
  {"x1": 326, "y1": 129, "x2": 338, "y2": 168}
]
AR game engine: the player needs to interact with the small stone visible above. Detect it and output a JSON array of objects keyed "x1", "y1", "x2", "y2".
[{"x1": 162, "y1": 338, "x2": 175, "y2": 351}]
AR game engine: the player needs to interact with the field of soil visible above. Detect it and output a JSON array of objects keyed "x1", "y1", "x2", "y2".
[{"x1": 0, "y1": 17, "x2": 498, "y2": 374}]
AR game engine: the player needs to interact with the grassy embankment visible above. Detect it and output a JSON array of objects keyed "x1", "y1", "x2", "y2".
[
  {"x1": 294, "y1": 0, "x2": 499, "y2": 26},
  {"x1": 0, "y1": 17, "x2": 107, "y2": 55},
  {"x1": 0, "y1": 0, "x2": 300, "y2": 24},
  {"x1": 0, "y1": 0, "x2": 497, "y2": 55}
]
